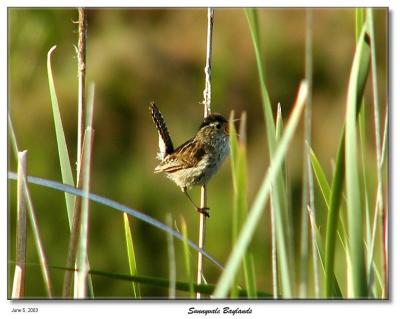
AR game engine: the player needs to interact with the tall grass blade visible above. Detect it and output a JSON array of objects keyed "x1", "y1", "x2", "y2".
[
  {"x1": 76, "y1": 81, "x2": 96, "y2": 298},
  {"x1": 76, "y1": 127, "x2": 94, "y2": 298},
  {"x1": 366, "y1": 8, "x2": 385, "y2": 297},
  {"x1": 214, "y1": 81, "x2": 308, "y2": 297},
  {"x1": 300, "y1": 9, "x2": 320, "y2": 298},
  {"x1": 46, "y1": 46, "x2": 75, "y2": 227},
  {"x1": 324, "y1": 130, "x2": 344, "y2": 297},
  {"x1": 236, "y1": 112, "x2": 257, "y2": 298},
  {"x1": 324, "y1": 22, "x2": 371, "y2": 297},
  {"x1": 245, "y1": 8, "x2": 293, "y2": 297},
  {"x1": 271, "y1": 105, "x2": 282, "y2": 298},
  {"x1": 8, "y1": 119, "x2": 53, "y2": 298},
  {"x1": 62, "y1": 84, "x2": 95, "y2": 298},
  {"x1": 123, "y1": 213, "x2": 141, "y2": 298},
  {"x1": 166, "y1": 214, "x2": 176, "y2": 298},
  {"x1": 345, "y1": 24, "x2": 370, "y2": 297},
  {"x1": 229, "y1": 111, "x2": 240, "y2": 298},
  {"x1": 12, "y1": 151, "x2": 28, "y2": 298},
  {"x1": 181, "y1": 217, "x2": 195, "y2": 298}
]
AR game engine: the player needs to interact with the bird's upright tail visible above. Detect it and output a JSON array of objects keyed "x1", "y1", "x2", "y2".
[{"x1": 149, "y1": 102, "x2": 174, "y2": 159}]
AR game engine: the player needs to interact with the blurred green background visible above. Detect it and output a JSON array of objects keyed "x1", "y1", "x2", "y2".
[{"x1": 8, "y1": 8, "x2": 387, "y2": 298}]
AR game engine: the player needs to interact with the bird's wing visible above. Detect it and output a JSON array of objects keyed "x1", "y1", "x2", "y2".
[{"x1": 154, "y1": 138, "x2": 206, "y2": 173}]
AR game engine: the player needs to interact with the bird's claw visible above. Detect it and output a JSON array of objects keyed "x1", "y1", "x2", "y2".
[{"x1": 197, "y1": 207, "x2": 210, "y2": 218}]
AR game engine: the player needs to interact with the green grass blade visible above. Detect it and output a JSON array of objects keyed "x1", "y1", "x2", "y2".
[
  {"x1": 123, "y1": 213, "x2": 141, "y2": 298},
  {"x1": 345, "y1": 24, "x2": 370, "y2": 298},
  {"x1": 76, "y1": 127, "x2": 94, "y2": 298},
  {"x1": 214, "y1": 81, "x2": 308, "y2": 298},
  {"x1": 309, "y1": 209, "x2": 343, "y2": 298},
  {"x1": 181, "y1": 218, "x2": 195, "y2": 298},
  {"x1": 12, "y1": 151, "x2": 28, "y2": 298},
  {"x1": 235, "y1": 113, "x2": 257, "y2": 298},
  {"x1": 355, "y1": 9, "x2": 364, "y2": 42},
  {"x1": 309, "y1": 148, "x2": 331, "y2": 207},
  {"x1": 47, "y1": 46, "x2": 75, "y2": 228},
  {"x1": 228, "y1": 112, "x2": 240, "y2": 298},
  {"x1": 245, "y1": 8, "x2": 293, "y2": 297},
  {"x1": 7, "y1": 115, "x2": 19, "y2": 159},
  {"x1": 166, "y1": 214, "x2": 176, "y2": 298},
  {"x1": 243, "y1": 253, "x2": 257, "y2": 298},
  {"x1": 324, "y1": 23, "x2": 371, "y2": 297},
  {"x1": 87, "y1": 270, "x2": 272, "y2": 298},
  {"x1": 366, "y1": 8, "x2": 385, "y2": 298}
]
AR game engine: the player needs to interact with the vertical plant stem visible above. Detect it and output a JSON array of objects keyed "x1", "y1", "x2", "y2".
[
  {"x1": 64, "y1": 84, "x2": 95, "y2": 298},
  {"x1": 12, "y1": 151, "x2": 28, "y2": 298},
  {"x1": 197, "y1": 188, "x2": 207, "y2": 299},
  {"x1": 197, "y1": 7, "x2": 214, "y2": 299},
  {"x1": 77, "y1": 7, "x2": 87, "y2": 172}
]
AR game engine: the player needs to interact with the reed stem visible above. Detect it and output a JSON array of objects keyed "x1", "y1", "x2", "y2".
[{"x1": 197, "y1": 7, "x2": 214, "y2": 299}]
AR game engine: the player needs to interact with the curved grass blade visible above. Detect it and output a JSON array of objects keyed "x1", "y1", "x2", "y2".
[
  {"x1": 7, "y1": 172, "x2": 223, "y2": 270},
  {"x1": 47, "y1": 46, "x2": 75, "y2": 227},
  {"x1": 214, "y1": 81, "x2": 308, "y2": 298}
]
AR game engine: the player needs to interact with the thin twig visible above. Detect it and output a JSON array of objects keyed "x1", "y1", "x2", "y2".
[
  {"x1": 197, "y1": 7, "x2": 214, "y2": 300},
  {"x1": 12, "y1": 151, "x2": 28, "y2": 298}
]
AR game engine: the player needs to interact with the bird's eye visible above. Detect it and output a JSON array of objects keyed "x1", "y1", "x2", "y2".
[{"x1": 216, "y1": 124, "x2": 221, "y2": 129}]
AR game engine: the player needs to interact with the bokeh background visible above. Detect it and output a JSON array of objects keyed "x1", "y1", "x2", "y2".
[{"x1": 8, "y1": 8, "x2": 387, "y2": 297}]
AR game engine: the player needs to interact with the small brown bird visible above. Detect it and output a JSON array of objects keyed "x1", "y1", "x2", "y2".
[{"x1": 149, "y1": 102, "x2": 230, "y2": 217}]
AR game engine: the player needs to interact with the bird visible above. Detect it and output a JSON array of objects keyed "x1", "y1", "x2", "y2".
[{"x1": 149, "y1": 102, "x2": 230, "y2": 217}]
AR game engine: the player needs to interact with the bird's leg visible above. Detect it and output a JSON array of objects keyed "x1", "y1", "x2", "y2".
[{"x1": 183, "y1": 188, "x2": 210, "y2": 218}]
